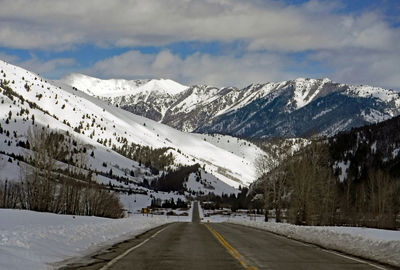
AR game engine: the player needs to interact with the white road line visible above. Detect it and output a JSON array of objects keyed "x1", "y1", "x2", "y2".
[
  {"x1": 321, "y1": 249, "x2": 387, "y2": 270},
  {"x1": 99, "y1": 226, "x2": 169, "y2": 270}
]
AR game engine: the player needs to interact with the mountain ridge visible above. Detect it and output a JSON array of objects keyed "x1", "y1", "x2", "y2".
[{"x1": 63, "y1": 74, "x2": 400, "y2": 138}]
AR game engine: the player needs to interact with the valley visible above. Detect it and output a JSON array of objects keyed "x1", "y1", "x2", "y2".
[
  {"x1": 1, "y1": 60, "x2": 400, "y2": 269},
  {"x1": 1, "y1": 1, "x2": 400, "y2": 270}
]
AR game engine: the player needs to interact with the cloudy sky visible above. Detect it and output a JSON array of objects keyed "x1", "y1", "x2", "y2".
[{"x1": 0, "y1": 0, "x2": 399, "y2": 89}]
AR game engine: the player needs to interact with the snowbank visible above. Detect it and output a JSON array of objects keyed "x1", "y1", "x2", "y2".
[
  {"x1": 228, "y1": 218, "x2": 400, "y2": 267},
  {"x1": 0, "y1": 209, "x2": 187, "y2": 270}
]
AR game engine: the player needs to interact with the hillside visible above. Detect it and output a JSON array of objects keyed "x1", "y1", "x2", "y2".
[
  {"x1": 0, "y1": 60, "x2": 268, "y2": 210},
  {"x1": 330, "y1": 114, "x2": 400, "y2": 182},
  {"x1": 64, "y1": 75, "x2": 400, "y2": 138},
  {"x1": 248, "y1": 115, "x2": 400, "y2": 229}
]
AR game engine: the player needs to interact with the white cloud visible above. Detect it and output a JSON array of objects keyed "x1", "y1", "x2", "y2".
[
  {"x1": 16, "y1": 56, "x2": 77, "y2": 78},
  {"x1": 311, "y1": 49, "x2": 400, "y2": 90},
  {"x1": 152, "y1": 50, "x2": 176, "y2": 70},
  {"x1": 0, "y1": 0, "x2": 398, "y2": 53},
  {"x1": 84, "y1": 49, "x2": 299, "y2": 87},
  {"x1": 0, "y1": 0, "x2": 399, "y2": 89},
  {"x1": 0, "y1": 52, "x2": 19, "y2": 63},
  {"x1": 81, "y1": 46, "x2": 400, "y2": 90},
  {"x1": 0, "y1": 24, "x2": 83, "y2": 51},
  {"x1": 24, "y1": 58, "x2": 75, "y2": 73},
  {"x1": 0, "y1": 52, "x2": 77, "y2": 79}
]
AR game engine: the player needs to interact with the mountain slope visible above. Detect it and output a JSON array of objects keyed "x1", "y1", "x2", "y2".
[
  {"x1": 64, "y1": 75, "x2": 400, "y2": 138},
  {"x1": 330, "y1": 114, "x2": 400, "y2": 182},
  {"x1": 0, "y1": 60, "x2": 265, "y2": 190},
  {"x1": 199, "y1": 90, "x2": 395, "y2": 138}
]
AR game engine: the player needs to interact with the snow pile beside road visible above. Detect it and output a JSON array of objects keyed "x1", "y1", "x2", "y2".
[
  {"x1": 0, "y1": 209, "x2": 185, "y2": 270},
  {"x1": 228, "y1": 219, "x2": 400, "y2": 267}
]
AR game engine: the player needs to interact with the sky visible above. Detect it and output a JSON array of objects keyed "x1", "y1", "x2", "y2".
[{"x1": 0, "y1": 0, "x2": 399, "y2": 89}]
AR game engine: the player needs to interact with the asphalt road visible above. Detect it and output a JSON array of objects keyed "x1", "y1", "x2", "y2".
[{"x1": 60, "y1": 202, "x2": 389, "y2": 270}]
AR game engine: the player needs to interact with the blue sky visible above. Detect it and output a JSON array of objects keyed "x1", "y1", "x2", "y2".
[{"x1": 0, "y1": 0, "x2": 399, "y2": 89}]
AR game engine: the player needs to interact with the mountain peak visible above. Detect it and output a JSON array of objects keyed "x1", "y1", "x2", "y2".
[
  {"x1": 58, "y1": 69, "x2": 400, "y2": 138},
  {"x1": 141, "y1": 78, "x2": 188, "y2": 95},
  {"x1": 60, "y1": 73, "x2": 188, "y2": 97},
  {"x1": 292, "y1": 77, "x2": 332, "y2": 85}
]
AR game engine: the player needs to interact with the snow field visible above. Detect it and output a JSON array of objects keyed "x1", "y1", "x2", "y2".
[{"x1": 0, "y1": 209, "x2": 190, "y2": 270}]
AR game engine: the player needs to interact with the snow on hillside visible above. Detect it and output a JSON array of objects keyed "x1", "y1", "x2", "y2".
[
  {"x1": 62, "y1": 73, "x2": 188, "y2": 97},
  {"x1": 346, "y1": 84, "x2": 400, "y2": 109},
  {"x1": 0, "y1": 60, "x2": 262, "y2": 190},
  {"x1": 0, "y1": 59, "x2": 160, "y2": 191},
  {"x1": 220, "y1": 82, "x2": 279, "y2": 115},
  {"x1": 171, "y1": 85, "x2": 222, "y2": 113},
  {"x1": 193, "y1": 133, "x2": 265, "y2": 168},
  {"x1": 140, "y1": 78, "x2": 188, "y2": 96},
  {"x1": 0, "y1": 209, "x2": 188, "y2": 270},
  {"x1": 290, "y1": 78, "x2": 331, "y2": 109},
  {"x1": 346, "y1": 84, "x2": 400, "y2": 118},
  {"x1": 184, "y1": 169, "x2": 239, "y2": 196}
]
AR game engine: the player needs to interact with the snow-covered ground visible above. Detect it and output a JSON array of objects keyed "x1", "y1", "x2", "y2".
[
  {"x1": 205, "y1": 213, "x2": 400, "y2": 267},
  {"x1": 0, "y1": 209, "x2": 190, "y2": 270}
]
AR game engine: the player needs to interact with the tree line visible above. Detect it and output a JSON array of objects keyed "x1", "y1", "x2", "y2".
[
  {"x1": 111, "y1": 139, "x2": 174, "y2": 172},
  {"x1": 256, "y1": 138, "x2": 400, "y2": 229}
]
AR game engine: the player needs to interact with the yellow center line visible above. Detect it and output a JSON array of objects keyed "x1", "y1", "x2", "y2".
[{"x1": 205, "y1": 224, "x2": 259, "y2": 270}]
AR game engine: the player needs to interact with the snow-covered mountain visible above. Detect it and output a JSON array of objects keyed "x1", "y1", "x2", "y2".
[
  {"x1": 0, "y1": 60, "x2": 267, "y2": 203},
  {"x1": 329, "y1": 114, "x2": 400, "y2": 183},
  {"x1": 64, "y1": 75, "x2": 400, "y2": 138},
  {"x1": 62, "y1": 73, "x2": 188, "y2": 97},
  {"x1": 62, "y1": 74, "x2": 188, "y2": 122}
]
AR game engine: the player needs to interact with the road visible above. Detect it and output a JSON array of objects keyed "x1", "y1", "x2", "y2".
[{"x1": 60, "y1": 202, "x2": 389, "y2": 270}]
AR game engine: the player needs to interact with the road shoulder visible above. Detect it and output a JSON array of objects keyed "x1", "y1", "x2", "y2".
[{"x1": 56, "y1": 223, "x2": 173, "y2": 270}]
